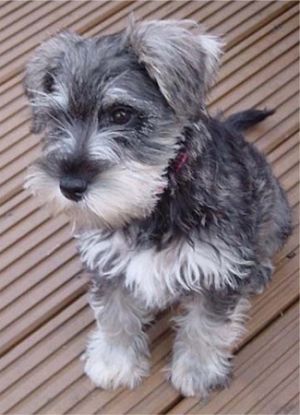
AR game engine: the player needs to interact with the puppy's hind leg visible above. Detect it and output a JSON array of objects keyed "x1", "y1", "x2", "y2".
[
  {"x1": 170, "y1": 291, "x2": 250, "y2": 397},
  {"x1": 83, "y1": 280, "x2": 152, "y2": 390}
]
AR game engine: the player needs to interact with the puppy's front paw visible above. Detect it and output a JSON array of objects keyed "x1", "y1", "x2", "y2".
[
  {"x1": 83, "y1": 330, "x2": 150, "y2": 390},
  {"x1": 170, "y1": 353, "x2": 231, "y2": 397}
]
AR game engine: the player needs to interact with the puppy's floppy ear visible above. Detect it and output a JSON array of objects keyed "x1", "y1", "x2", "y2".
[
  {"x1": 24, "y1": 31, "x2": 81, "y2": 134},
  {"x1": 127, "y1": 19, "x2": 223, "y2": 119}
]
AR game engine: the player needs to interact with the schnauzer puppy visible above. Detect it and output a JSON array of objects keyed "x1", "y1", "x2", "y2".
[{"x1": 24, "y1": 20, "x2": 292, "y2": 397}]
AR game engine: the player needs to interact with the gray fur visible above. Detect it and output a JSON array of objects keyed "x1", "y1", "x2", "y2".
[
  {"x1": 24, "y1": 20, "x2": 292, "y2": 397},
  {"x1": 127, "y1": 20, "x2": 222, "y2": 118}
]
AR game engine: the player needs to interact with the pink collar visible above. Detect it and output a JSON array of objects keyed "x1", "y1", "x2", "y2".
[{"x1": 173, "y1": 151, "x2": 189, "y2": 173}]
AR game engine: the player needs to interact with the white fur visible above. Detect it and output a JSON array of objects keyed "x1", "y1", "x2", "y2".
[
  {"x1": 85, "y1": 161, "x2": 167, "y2": 228},
  {"x1": 24, "y1": 165, "x2": 71, "y2": 213},
  {"x1": 84, "y1": 287, "x2": 152, "y2": 389},
  {"x1": 126, "y1": 237, "x2": 252, "y2": 307},
  {"x1": 171, "y1": 296, "x2": 250, "y2": 397},
  {"x1": 79, "y1": 229, "x2": 130, "y2": 277},
  {"x1": 84, "y1": 327, "x2": 149, "y2": 390},
  {"x1": 78, "y1": 230, "x2": 252, "y2": 310},
  {"x1": 52, "y1": 90, "x2": 68, "y2": 107},
  {"x1": 87, "y1": 130, "x2": 123, "y2": 163},
  {"x1": 199, "y1": 34, "x2": 224, "y2": 86}
]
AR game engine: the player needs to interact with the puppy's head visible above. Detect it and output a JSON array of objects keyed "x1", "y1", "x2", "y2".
[{"x1": 24, "y1": 20, "x2": 222, "y2": 229}]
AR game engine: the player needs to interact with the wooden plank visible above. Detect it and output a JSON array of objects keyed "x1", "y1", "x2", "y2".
[
  {"x1": 287, "y1": 183, "x2": 299, "y2": 209},
  {"x1": 0, "y1": 189, "x2": 29, "y2": 218},
  {"x1": 0, "y1": 296, "x2": 87, "y2": 372},
  {"x1": 0, "y1": 134, "x2": 39, "y2": 174},
  {"x1": 0, "y1": 239, "x2": 77, "y2": 311},
  {"x1": 281, "y1": 164, "x2": 299, "y2": 191},
  {"x1": 220, "y1": 5, "x2": 299, "y2": 79},
  {"x1": 247, "y1": 368, "x2": 299, "y2": 414},
  {"x1": 0, "y1": 75, "x2": 23, "y2": 107},
  {"x1": 0, "y1": 203, "x2": 52, "y2": 251},
  {"x1": 268, "y1": 132, "x2": 299, "y2": 164},
  {"x1": 1, "y1": 93, "x2": 27, "y2": 124},
  {"x1": 1, "y1": 1, "x2": 85, "y2": 67},
  {"x1": 225, "y1": 73, "x2": 299, "y2": 117},
  {"x1": 0, "y1": 301, "x2": 92, "y2": 394},
  {"x1": 224, "y1": 1, "x2": 296, "y2": 49},
  {"x1": 0, "y1": 191, "x2": 40, "y2": 236},
  {"x1": 1, "y1": 1, "x2": 71, "y2": 47},
  {"x1": 222, "y1": 2, "x2": 298, "y2": 60},
  {"x1": 0, "y1": 213, "x2": 68, "y2": 271},
  {"x1": 205, "y1": 0, "x2": 272, "y2": 35},
  {"x1": 210, "y1": 29, "x2": 299, "y2": 107},
  {"x1": 251, "y1": 110, "x2": 299, "y2": 155},
  {"x1": 0, "y1": 1, "x2": 133, "y2": 84},
  {"x1": 0, "y1": 122, "x2": 28, "y2": 154},
  {"x1": 277, "y1": 393, "x2": 300, "y2": 415},
  {"x1": 0, "y1": 106, "x2": 29, "y2": 140},
  {"x1": 213, "y1": 342, "x2": 299, "y2": 414},
  {"x1": 0, "y1": 273, "x2": 87, "y2": 357},
  {"x1": 85, "y1": 0, "x2": 193, "y2": 37},
  {"x1": 272, "y1": 143, "x2": 299, "y2": 178},
  {"x1": 0, "y1": 222, "x2": 70, "y2": 290},
  {"x1": 0, "y1": 0, "x2": 32, "y2": 23},
  {"x1": 0, "y1": 255, "x2": 80, "y2": 330}
]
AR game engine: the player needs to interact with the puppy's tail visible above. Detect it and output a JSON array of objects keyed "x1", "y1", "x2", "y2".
[{"x1": 225, "y1": 108, "x2": 275, "y2": 132}]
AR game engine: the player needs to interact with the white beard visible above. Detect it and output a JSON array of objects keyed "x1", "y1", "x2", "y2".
[{"x1": 24, "y1": 160, "x2": 168, "y2": 230}]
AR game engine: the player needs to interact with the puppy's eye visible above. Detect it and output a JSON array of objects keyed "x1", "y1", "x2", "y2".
[{"x1": 110, "y1": 107, "x2": 132, "y2": 125}]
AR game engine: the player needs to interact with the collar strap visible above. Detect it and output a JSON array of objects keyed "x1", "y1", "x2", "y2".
[{"x1": 173, "y1": 151, "x2": 189, "y2": 173}]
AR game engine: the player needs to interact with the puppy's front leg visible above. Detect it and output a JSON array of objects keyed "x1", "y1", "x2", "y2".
[
  {"x1": 171, "y1": 292, "x2": 250, "y2": 397},
  {"x1": 84, "y1": 281, "x2": 152, "y2": 390}
]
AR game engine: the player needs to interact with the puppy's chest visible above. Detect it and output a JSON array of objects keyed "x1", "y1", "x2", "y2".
[
  {"x1": 78, "y1": 230, "x2": 180, "y2": 308},
  {"x1": 78, "y1": 229, "x2": 238, "y2": 309}
]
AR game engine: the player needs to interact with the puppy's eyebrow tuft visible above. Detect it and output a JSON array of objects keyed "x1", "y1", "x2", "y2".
[{"x1": 101, "y1": 89, "x2": 147, "y2": 113}]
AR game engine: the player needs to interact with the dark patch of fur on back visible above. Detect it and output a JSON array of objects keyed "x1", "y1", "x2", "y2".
[
  {"x1": 132, "y1": 111, "x2": 292, "y2": 293},
  {"x1": 136, "y1": 112, "x2": 290, "y2": 245}
]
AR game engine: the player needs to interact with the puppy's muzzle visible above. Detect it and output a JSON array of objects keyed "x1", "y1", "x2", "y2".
[{"x1": 60, "y1": 176, "x2": 88, "y2": 202}]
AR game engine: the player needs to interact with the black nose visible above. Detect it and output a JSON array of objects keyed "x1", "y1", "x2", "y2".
[{"x1": 60, "y1": 176, "x2": 88, "y2": 202}]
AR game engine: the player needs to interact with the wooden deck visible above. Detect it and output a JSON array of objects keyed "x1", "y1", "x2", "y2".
[{"x1": 0, "y1": 1, "x2": 299, "y2": 413}]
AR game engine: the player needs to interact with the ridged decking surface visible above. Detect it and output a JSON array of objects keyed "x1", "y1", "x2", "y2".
[{"x1": 0, "y1": 1, "x2": 299, "y2": 414}]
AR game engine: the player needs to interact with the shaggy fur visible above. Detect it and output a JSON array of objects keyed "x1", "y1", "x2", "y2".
[{"x1": 24, "y1": 19, "x2": 292, "y2": 397}]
